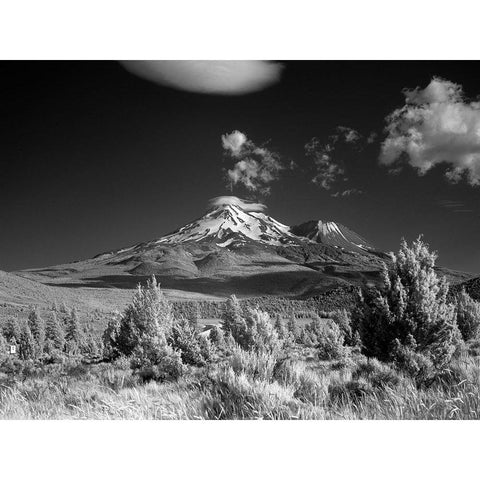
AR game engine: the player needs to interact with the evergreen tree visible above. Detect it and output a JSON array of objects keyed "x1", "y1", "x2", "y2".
[
  {"x1": 110, "y1": 275, "x2": 175, "y2": 366},
  {"x1": 45, "y1": 311, "x2": 65, "y2": 351},
  {"x1": 0, "y1": 331, "x2": 8, "y2": 359},
  {"x1": 221, "y1": 295, "x2": 244, "y2": 338},
  {"x1": 357, "y1": 237, "x2": 460, "y2": 371},
  {"x1": 274, "y1": 315, "x2": 287, "y2": 340},
  {"x1": 28, "y1": 308, "x2": 46, "y2": 355},
  {"x1": 18, "y1": 320, "x2": 36, "y2": 360},
  {"x1": 286, "y1": 313, "x2": 299, "y2": 340},
  {"x1": 188, "y1": 303, "x2": 201, "y2": 330},
  {"x1": 455, "y1": 288, "x2": 480, "y2": 341},
  {"x1": 3, "y1": 316, "x2": 21, "y2": 343},
  {"x1": 65, "y1": 308, "x2": 84, "y2": 355}
]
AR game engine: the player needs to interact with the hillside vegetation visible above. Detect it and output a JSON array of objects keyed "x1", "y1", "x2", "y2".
[{"x1": 1, "y1": 237, "x2": 480, "y2": 419}]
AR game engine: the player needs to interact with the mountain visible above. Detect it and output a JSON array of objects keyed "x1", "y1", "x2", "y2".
[
  {"x1": 290, "y1": 220, "x2": 374, "y2": 253},
  {"x1": 14, "y1": 196, "x2": 472, "y2": 302},
  {"x1": 153, "y1": 203, "x2": 299, "y2": 247}
]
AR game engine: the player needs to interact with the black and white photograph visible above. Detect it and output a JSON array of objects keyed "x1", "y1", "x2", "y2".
[{"x1": 1, "y1": 1, "x2": 479, "y2": 478}]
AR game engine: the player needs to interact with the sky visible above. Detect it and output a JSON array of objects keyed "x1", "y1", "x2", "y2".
[{"x1": 1, "y1": 60, "x2": 480, "y2": 273}]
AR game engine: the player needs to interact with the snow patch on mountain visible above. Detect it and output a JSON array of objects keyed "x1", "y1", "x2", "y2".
[{"x1": 156, "y1": 204, "x2": 299, "y2": 247}]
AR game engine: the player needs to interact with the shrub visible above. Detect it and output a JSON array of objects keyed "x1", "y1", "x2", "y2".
[
  {"x1": 241, "y1": 309, "x2": 284, "y2": 355},
  {"x1": 229, "y1": 344, "x2": 277, "y2": 381},
  {"x1": 455, "y1": 288, "x2": 480, "y2": 341},
  {"x1": 286, "y1": 314, "x2": 299, "y2": 341},
  {"x1": 209, "y1": 326, "x2": 225, "y2": 347},
  {"x1": 330, "y1": 309, "x2": 353, "y2": 345},
  {"x1": 299, "y1": 318, "x2": 348, "y2": 360},
  {"x1": 356, "y1": 237, "x2": 460, "y2": 371},
  {"x1": 170, "y1": 317, "x2": 213, "y2": 367}
]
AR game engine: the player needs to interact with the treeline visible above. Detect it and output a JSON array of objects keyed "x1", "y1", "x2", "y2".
[{"x1": 172, "y1": 286, "x2": 358, "y2": 321}]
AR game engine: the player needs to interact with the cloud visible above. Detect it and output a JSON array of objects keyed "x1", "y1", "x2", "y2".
[
  {"x1": 120, "y1": 61, "x2": 283, "y2": 95},
  {"x1": 331, "y1": 188, "x2": 363, "y2": 198},
  {"x1": 222, "y1": 130, "x2": 284, "y2": 195},
  {"x1": 208, "y1": 196, "x2": 266, "y2": 212},
  {"x1": 221, "y1": 130, "x2": 248, "y2": 157},
  {"x1": 437, "y1": 199, "x2": 474, "y2": 213},
  {"x1": 336, "y1": 126, "x2": 361, "y2": 144},
  {"x1": 305, "y1": 126, "x2": 362, "y2": 190},
  {"x1": 380, "y1": 76, "x2": 480, "y2": 186}
]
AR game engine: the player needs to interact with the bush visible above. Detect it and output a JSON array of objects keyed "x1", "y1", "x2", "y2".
[
  {"x1": 209, "y1": 326, "x2": 225, "y2": 347},
  {"x1": 229, "y1": 344, "x2": 277, "y2": 381},
  {"x1": 455, "y1": 288, "x2": 480, "y2": 341},
  {"x1": 240, "y1": 309, "x2": 284, "y2": 355},
  {"x1": 356, "y1": 237, "x2": 461, "y2": 371},
  {"x1": 299, "y1": 318, "x2": 349, "y2": 360},
  {"x1": 330, "y1": 309, "x2": 353, "y2": 345},
  {"x1": 170, "y1": 317, "x2": 213, "y2": 367}
]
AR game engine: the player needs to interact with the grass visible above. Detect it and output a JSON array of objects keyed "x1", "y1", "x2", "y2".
[{"x1": 1, "y1": 351, "x2": 480, "y2": 419}]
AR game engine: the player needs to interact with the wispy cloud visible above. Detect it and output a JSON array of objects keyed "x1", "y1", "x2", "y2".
[
  {"x1": 331, "y1": 188, "x2": 363, "y2": 198},
  {"x1": 222, "y1": 130, "x2": 284, "y2": 196},
  {"x1": 380, "y1": 77, "x2": 480, "y2": 186},
  {"x1": 121, "y1": 61, "x2": 283, "y2": 95},
  {"x1": 437, "y1": 200, "x2": 474, "y2": 214},
  {"x1": 305, "y1": 126, "x2": 364, "y2": 192}
]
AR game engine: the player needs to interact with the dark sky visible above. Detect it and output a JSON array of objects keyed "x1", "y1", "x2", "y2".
[{"x1": 1, "y1": 61, "x2": 480, "y2": 273}]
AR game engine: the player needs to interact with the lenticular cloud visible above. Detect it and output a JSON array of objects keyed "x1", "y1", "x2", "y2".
[
  {"x1": 120, "y1": 61, "x2": 283, "y2": 95},
  {"x1": 208, "y1": 196, "x2": 267, "y2": 213}
]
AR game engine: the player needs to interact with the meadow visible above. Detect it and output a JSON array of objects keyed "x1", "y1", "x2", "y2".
[{"x1": 1, "y1": 237, "x2": 480, "y2": 420}]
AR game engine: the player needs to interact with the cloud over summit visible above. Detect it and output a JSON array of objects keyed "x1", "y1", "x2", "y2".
[{"x1": 380, "y1": 77, "x2": 480, "y2": 186}]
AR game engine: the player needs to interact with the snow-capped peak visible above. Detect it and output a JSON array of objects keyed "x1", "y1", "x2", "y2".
[
  {"x1": 290, "y1": 219, "x2": 373, "y2": 253},
  {"x1": 155, "y1": 203, "x2": 299, "y2": 247}
]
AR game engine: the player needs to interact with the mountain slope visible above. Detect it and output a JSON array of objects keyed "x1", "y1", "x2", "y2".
[{"x1": 17, "y1": 196, "x2": 470, "y2": 300}]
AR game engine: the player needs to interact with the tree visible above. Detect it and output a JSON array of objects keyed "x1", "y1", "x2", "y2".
[
  {"x1": 286, "y1": 313, "x2": 299, "y2": 340},
  {"x1": 455, "y1": 288, "x2": 480, "y2": 341},
  {"x1": 28, "y1": 308, "x2": 46, "y2": 355},
  {"x1": 0, "y1": 332, "x2": 8, "y2": 359},
  {"x1": 45, "y1": 311, "x2": 65, "y2": 352},
  {"x1": 3, "y1": 316, "x2": 21, "y2": 343},
  {"x1": 188, "y1": 303, "x2": 201, "y2": 330},
  {"x1": 356, "y1": 237, "x2": 460, "y2": 372},
  {"x1": 65, "y1": 308, "x2": 85, "y2": 355},
  {"x1": 108, "y1": 276, "x2": 175, "y2": 367},
  {"x1": 18, "y1": 320, "x2": 36, "y2": 360},
  {"x1": 274, "y1": 315, "x2": 287, "y2": 340},
  {"x1": 221, "y1": 295, "x2": 244, "y2": 339},
  {"x1": 102, "y1": 314, "x2": 122, "y2": 360}
]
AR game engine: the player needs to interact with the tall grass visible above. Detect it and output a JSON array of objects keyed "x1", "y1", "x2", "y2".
[{"x1": 2, "y1": 352, "x2": 479, "y2": 419}]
